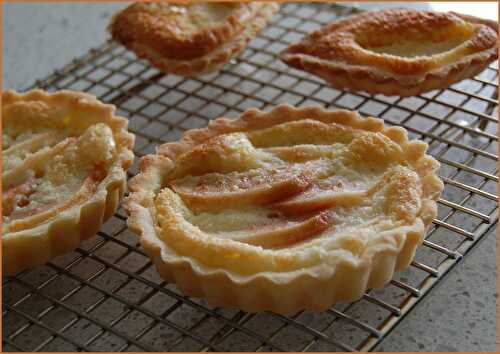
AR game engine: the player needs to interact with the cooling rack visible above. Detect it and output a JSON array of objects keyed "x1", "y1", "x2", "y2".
[{"x1": 3, "y1": 3, "x2": 498, "y2": 352}]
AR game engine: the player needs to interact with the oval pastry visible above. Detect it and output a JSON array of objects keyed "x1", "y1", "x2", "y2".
[
  {"x1": 108, "y1": 1, "x2": 279, "y2": 76},
  {"x1": 126, "y1": 105, "x2": 443, "y2": 315},
  {"x1": 2, "y1": 90, "x2": 135, "y2": 275},
  {"x1": 280, "y1": 9, "x2": 498, "y2": 97}
]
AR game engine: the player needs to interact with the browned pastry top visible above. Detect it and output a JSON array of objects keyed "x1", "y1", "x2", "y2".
[
  {"x1": 127, "y1": 105, "x2": 443, "y2": 274},
  {"x1": 282, "y1": 9, "x2": 498, "y2": 76},
  {"x1": 109, "y1": 2, "x2": 267, "y2": 60}
]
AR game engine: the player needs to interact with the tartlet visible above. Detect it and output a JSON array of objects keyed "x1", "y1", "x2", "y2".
[
  {"x1": 125, "y1": 105, "x2": 443, "y2": 315},
  {"x1": 2, "y1": 90, "x2": 135, "y2": 275},
  {"x1": 108, "y1": 1, "x2": 279, "y2": 76},
  {"x1": 280, "y1": 9, "x2": 498, "y2": 97}
]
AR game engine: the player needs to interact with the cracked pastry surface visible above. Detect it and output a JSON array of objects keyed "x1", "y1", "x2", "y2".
[
  {"x1": 108, "y1": 1, "x2": 279, "y2": 76},
  {"x1": 280, "y1": 9, "x2": 498, "y2": 97},
  {"x1": 126, "y1": 105, "x2": 443, "y2": 315},
  {"x1": 2, "y1": 90, "x2": 135, "y2": 275}
]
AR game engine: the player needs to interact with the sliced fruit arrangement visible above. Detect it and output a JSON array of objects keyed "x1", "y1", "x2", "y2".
[{"x1": 126, "y1": 105, "x2": 443, "y2": 315}]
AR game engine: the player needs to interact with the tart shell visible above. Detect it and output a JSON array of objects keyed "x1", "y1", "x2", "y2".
[
  {"x1": 280, "y1": 9, "x2": 498, "y2": 97},
  {"x1": 108, "y1": 2, "x2": 279, "y2": 77},
  {"x1": 2, "y1": 90, "x2": 135, "y2": 276},
  {"x1": 126, "y1": 105, "x2": 443, "y2": 315}
]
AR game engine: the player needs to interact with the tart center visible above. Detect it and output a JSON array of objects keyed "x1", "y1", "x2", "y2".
[
  {"x1": 143, "y1": 2, "x2": 238, "y2": 36},
  {"x1": 156, "y1": 120, "x2": 423, "y2": 253},
  {"x1": 355, "y1": 24, "x2": 475, "y2": 58},
  {"x1": 2, "y1": 123, "x2": 116, "y2": 233}
]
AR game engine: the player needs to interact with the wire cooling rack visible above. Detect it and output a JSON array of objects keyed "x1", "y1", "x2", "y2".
[{"x1": 3, "y1": 3, "x2": 498, "y2": 352}]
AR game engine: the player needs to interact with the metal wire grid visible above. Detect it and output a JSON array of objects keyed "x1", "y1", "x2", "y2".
[{"x1": 3, "y1": 2, "x2": 498, "y2": 352}]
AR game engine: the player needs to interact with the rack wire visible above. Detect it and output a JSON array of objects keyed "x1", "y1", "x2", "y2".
[{"x1": 3, "y1": 3, "x2": 498, "y2": 352}]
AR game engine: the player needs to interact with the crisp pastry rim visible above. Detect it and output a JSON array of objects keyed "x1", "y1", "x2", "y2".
[
  {"x1": 125, "y1": 105, "x2": 444, "y2": 314},
  {"x1": 2, "y1": 89, "x2": 135, "y2": 275},
  {"x1": 280, "y1": 9, "x2": 498, "y2": 97},
  {"x1": 108, "y1": 2, "x2": 280, "y2": 76}
]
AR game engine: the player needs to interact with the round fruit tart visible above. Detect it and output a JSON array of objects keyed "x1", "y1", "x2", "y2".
[
  {"x1": 126, "y1": 105, "x2": 443, "y2": 315},
  {"x1": 2, "y1": 90, "x2": 134, "y2": 275}
]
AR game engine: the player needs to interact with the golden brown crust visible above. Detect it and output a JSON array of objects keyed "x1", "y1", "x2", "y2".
[
  {"x1": 125, "y1": 105, "x2": 444, "y2": 314},
  {"x1": 110, "y1": 2, "x2": 249, "y2": 60},
  {"x1": 280, "y1": 9, "x2": 498, "y2": 96},
  {"x1": 109, "y1": 1, "x2": 279, "y2": 76},
  {"x1": 2, "y1": 90, "x2": 135, "y2": 275}
]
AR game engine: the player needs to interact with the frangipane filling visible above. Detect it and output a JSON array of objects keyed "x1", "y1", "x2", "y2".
[
  {"x1": 356, "y1": 22, "x2": 475, "y2": 58},
  {"x1": 153, "y1": 119, "x2": 423, "y2": 274},
  {"x1": 2, "y1": 123, "x2": 116, "y2": 233}
]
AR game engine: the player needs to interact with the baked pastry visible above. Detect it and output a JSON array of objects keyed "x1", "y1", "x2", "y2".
[
  {"x1": 125, "y1": 105, "x2": 443, "y2": 315},
  {"x1": 2, "y1": 90, "x2": 135, "y2": 275},
  {"x1": 108, "y1": 1, "x2": 279, "y2": 76},
  {"x1": 280, "y1": 9, "x2": 498, "y2": 97}
]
